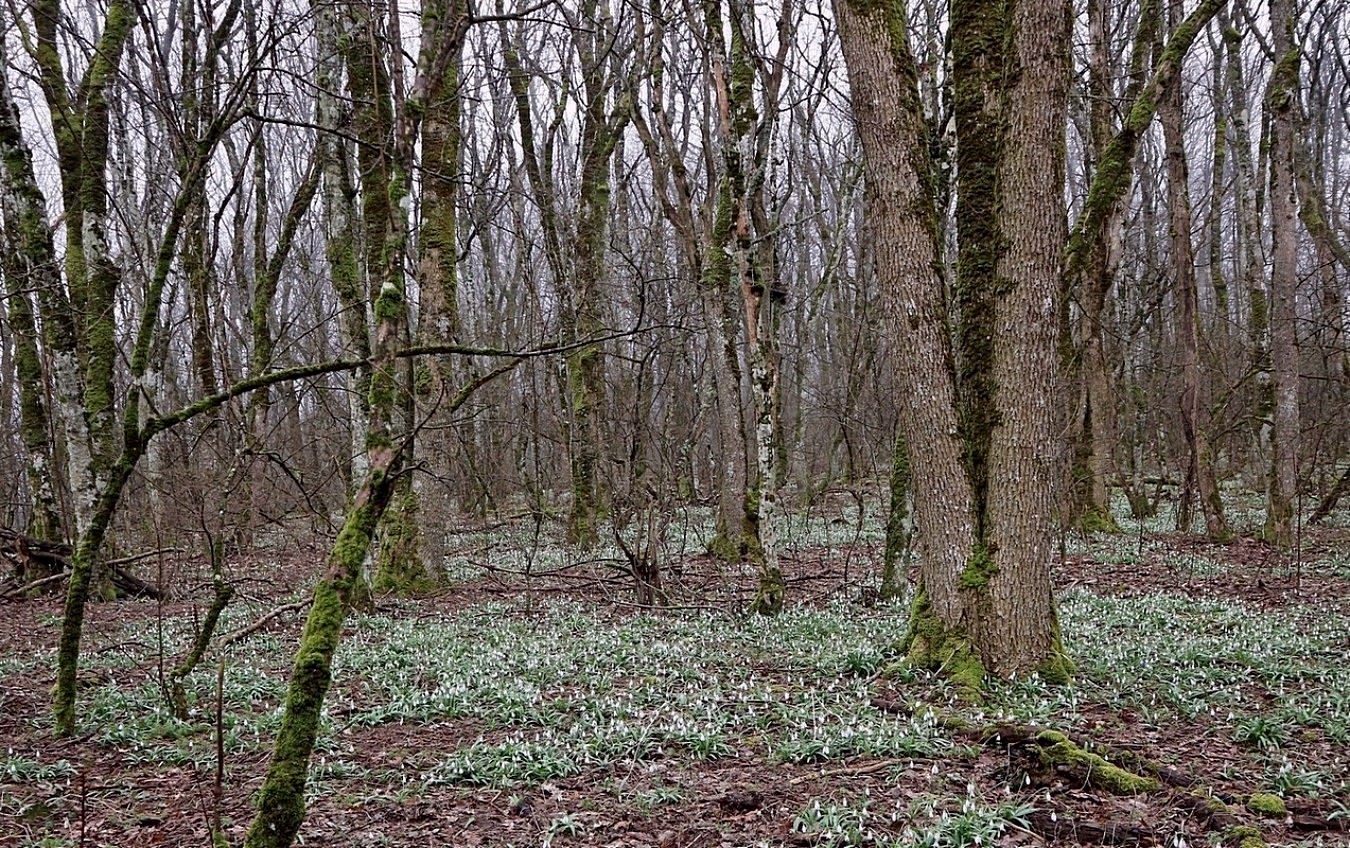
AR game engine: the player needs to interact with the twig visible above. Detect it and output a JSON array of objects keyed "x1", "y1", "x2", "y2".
[
  {"x1": 212, "y1": 600, "x2": 309, "y2": 651},
  {"x1": 787, "y1": 758, "x2": 902, "y2": 785}
]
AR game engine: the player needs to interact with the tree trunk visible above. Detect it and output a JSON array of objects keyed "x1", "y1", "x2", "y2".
[
  {"x1": 411, "y1": 0, "x2": 470, "y2": 581},
  {"x1": 708, "y1": 0, "x2": 786, "y2": 615},
  {"x1": 1265, "y1": 0, "x2": 1300, "y2": 545},
  {"x1": 0, "y1": 43, "x2": 67, "y2": 548},
  {"x1": 835, "y1": 0, "x2": 1072, "y2": 688},
  {"x1": 1160, "y1": 0, "x2": 1228, "y2": 540}
]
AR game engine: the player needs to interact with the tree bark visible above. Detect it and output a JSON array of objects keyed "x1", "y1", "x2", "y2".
[
  {"x1": 411, "y1": 0, "x2": 470, "y2": 580},
  {"x1": 0, "y1": 39, "x2": 67, "y2": 548},
  {"x1": 1265, "y1": 0, "x2": 1300, "y2": 545},
  {"x1": 836, "y1": 0, "x2": 1072, "y2": 687},
  {"x1": 1160, "y1": 0, "x2": 1228, "y2": 540}
]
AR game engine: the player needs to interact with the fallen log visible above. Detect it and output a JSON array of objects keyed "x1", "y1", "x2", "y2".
[{"x1": 1, "y1": 526, "x2": 165, "y2": 600}]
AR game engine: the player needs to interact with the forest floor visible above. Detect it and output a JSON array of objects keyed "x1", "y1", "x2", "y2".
[{"x1": 2, "y1": 496, "x2": 1350, "y2": 848}]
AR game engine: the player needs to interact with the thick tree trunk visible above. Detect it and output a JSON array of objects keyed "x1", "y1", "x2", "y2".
[
  {"x1": 975, "y1": 0, "x2": 1073, "y2": 677},
  {"x1": 837, "y1": 0, "x2": 1076, "y2": 686}
]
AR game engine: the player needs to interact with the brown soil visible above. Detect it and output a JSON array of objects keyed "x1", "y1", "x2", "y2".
[{"x1": 2, "y1": 530, "x2": 1348, "y2": 848}]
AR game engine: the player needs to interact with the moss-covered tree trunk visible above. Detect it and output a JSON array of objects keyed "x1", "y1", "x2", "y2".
[
  {"x1": 503, "y1": 9, "x2": 627, "y2": 549},
  {"x1": 1222, "y1": 21, "x2": 1273, "y2": 485},
  {"x1": 410, "y1": 0, "x2": 470, "y2": 581},
  {"x1": 29, "y1": 0, "x2": 140, "y2": 734},
  {"x1": 706, "y1": 0, "x2": 788, "y2": 616},
  {"x1": 627, "y1": 27, "x2": 751, "y2": 557},
  {"x1": 0, "y1": 44, "x2": 67, "y2": 551},
  {"x1": 29, "y1": 0, "x2": 135, "y2": 580},
  {"x1": 696, "y1": 1, "x2": 755, "y2": 560},
  {"x1": 700, "y1": 176, "x2": 756, "y2": 561},
  {"x1": 837, "y1": 0, "x2": 1072, "y2": 687},
  {"x1": 563, "y1": 0, "x2": 628, "y2": 549},
  {"x1": 340, "y1": 2, "x2": 426, "y2": 590},
  {"x1": 838, "y1": 0, "x2": 1223, "y2": 689},
  {"x1": 241, "y1": 468, "x2": 399, "y2": 848},
  {"x1": 1264, "y1": 0, "x2": 1300, "y2": 546},
  {"x1": 246, "y1": 29, "x2": 406, "y2": 848}
]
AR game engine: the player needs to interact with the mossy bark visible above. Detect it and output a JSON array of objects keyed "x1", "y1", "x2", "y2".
[
  {"x1": 700, "y1": 173, "x2": 753, "y2": 564},
  {"x1": 0, "y1": 49, "x2": 67, "y2": 548},
  {"x1": 411, "y1": 0, "x2": 469, "y2": 576},
  {"x1": 54, "y1": 447, "x2": 140, "y2": 734},
  {"x1": 837, "y1": 0, "x2": 1075, "y2": 684},
  {"x1": 1033, "y1": 730, "x2": 1160, "y2": 794},
  {"x1": 503, "y1": 8, "x2": 626, "y2": 550},
  {"x1": 243, "y1": 498, "x2": 391, "y2": 848},
  {"x1": 901, "y1": 589, "x2": 986, "y2": 698},
  {"x1": 707, "y1": 0, "x2": 787, "y2": 613},
  {"x1": 374, "y1": 479, "x2": 432, "y2": 594}
]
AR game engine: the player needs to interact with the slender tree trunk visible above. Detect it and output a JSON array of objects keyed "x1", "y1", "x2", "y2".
[
  {"x1": 880, "y1": 433, "x2": 912, "y2": 601},
  {"x1": 1265, "y1": 0, "x2": 1300, "y2": 545},
  {"x1": 503, "y1": 12, "x2": 626, "y2": 549},
  {"x1": 707, "y1": 0, "x2": 786, "y2": 614},
  {"x1": 0, "y1": 45, "x2": 66, "y2": 548},
  {"x1": 1160, "y1": 0, "x2": 1228, "y2": 539},
  {"x1": 325, "y1": 2, "x2": 375, "y2": 500},
  {"x1": 1067, "y1": 0, "x2": 1135, "y2": 534},
  {"x1": 411, "y1": 0, "x2": 470, "y2": 580},
  {"x1": 1224, "y1": 19, "x2": 1272, "y2": 486}
]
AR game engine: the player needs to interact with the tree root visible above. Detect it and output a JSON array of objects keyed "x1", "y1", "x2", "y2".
[{"x1": 862, "y1": 711, "x2": 1350, "y2": 845}]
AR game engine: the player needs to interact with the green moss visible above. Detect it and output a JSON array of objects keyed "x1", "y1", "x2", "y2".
[
  {"x1": 373, "y1": 481, "x2": 432, "y2": 596},
  {"x1": 706, "y1": 531, "x2": 742, "y2": 563},
  {"x1": 959, "y1": 543, "x2": 998, "y2": 590},
  {"x1": 1222, "y1": 825, "x2": 1266, "y2": 847},
  {"x1": 1036, "y1": 648, "x2": 1075, "y2": 686},
  {"x1": 748, "y1": 566, "x2": 785, "y2": 617},
  {"x1": 1076, "y1": 505, "x2": 1122, "y2": 534},
  {"x1": 1245, "y1": 793, "x2": 1286, "y2": 817},
  {"x1": 902, "y1": 590, "x2": 986, "y2": 699},
  {"x1": 1190, "y1": 788, "x2": 1231, "y2": 816},
  {"x1": 1034, "y1": 730, "x2": 1159, "y2": 794},
  {"x1": 1035, "y1": 606, "x2": 1075, "y2": 685}
]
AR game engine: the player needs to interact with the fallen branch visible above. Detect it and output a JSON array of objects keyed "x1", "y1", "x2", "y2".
[
  {"x1": 1, "y1": 527, "x2": 168, "y2": 599},
  {"x1": 0, "y1": 571, "x2": 68, "y2": 599},
  {"x1": 787, "y1": 758, "x2": 902, "y2": 786}
]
